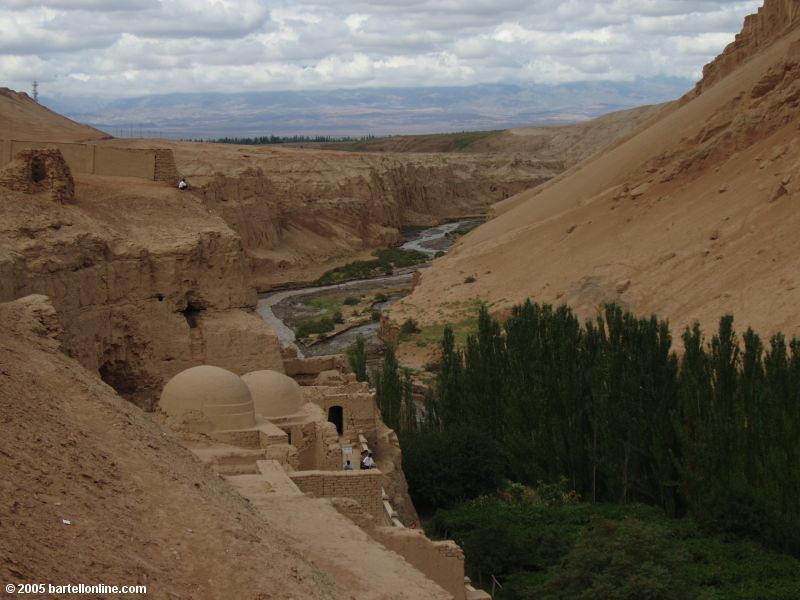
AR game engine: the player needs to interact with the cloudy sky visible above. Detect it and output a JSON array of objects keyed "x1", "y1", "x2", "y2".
[{"x1": 1, "y1": 0, "x2": 761, "y2": 98}]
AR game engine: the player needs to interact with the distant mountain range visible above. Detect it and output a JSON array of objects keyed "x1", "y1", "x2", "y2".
[{"x1": 44, "y1": 78, "x2": 693, "y2": 139}]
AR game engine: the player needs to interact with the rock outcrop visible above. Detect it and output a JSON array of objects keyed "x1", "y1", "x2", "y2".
[
  {"x1": 695, "y1": 0, "x2": 800, "y2": 93},
  {"x1": 0, "y1": 174, "x2": 283, "y2": 410}
]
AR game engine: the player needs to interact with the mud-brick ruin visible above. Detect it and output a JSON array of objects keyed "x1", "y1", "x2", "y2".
[{"x1": 158, "y1": 358, "x2": 488, "y2": 600}]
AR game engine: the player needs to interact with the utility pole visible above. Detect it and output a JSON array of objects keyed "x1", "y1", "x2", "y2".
[{"x1": 32, "y1": 80, "x2": 39, "y2": 103}]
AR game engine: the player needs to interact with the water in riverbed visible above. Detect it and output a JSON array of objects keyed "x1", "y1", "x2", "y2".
[{"x1": 256, "y1": 218, "x2": 483, "y2": 358}]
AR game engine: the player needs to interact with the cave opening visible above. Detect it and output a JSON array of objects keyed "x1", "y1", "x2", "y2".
[
  {"x1": 99, "y1": 360, "x2": 138, "y2": 400},
  {"x1": 30, "y1": 157, "x2": 47, "y2": 183},
  {"x1": 181, "y1": 301, "x2": 204, "y2": 329}
]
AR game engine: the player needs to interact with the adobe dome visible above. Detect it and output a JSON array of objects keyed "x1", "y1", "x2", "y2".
[
  {"x1": 241, "y1": 370, "x2": 305, "y2": 418},
  {"x1": 160, "y1": 365, "x2": 256, "y2": 433}
]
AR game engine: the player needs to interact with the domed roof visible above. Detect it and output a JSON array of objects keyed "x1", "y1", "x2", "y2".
[
  {"x1": 160, "y1": 365, "x2": 256, "y2": 433},
  {"x1": 241, "y1": 370, "x2": 305, "y2": 418}
]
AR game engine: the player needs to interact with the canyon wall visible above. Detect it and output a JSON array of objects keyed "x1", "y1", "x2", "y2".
[
  {"x1": 181, "y1": 144, "x2": 557, "y2": 288},
  {"x1": 0, "y1": 162, "x2": 283, "y2": 410}
]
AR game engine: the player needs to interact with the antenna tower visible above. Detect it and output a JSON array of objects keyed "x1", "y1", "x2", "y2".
[{"x1": 32, "y1": 81, "x2": 39, "y2": 103}]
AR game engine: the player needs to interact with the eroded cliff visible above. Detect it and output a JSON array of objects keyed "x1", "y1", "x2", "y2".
[
  {"x1": 0, "y1": 161, "x2": 283, "y2": 409},
  {"x1": 696, "y1": 0, "x2": 800, "y2": 93},
  {"x1": 133, "y1": 140, "x2": 559, "y2": 288}
]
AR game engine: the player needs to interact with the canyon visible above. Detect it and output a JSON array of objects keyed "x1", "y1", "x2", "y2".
[{"x1": 2, "y1": 0, "x2": 797, "y2": 596}]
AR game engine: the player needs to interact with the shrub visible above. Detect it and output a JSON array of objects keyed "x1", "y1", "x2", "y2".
[
  {"x1": 371, "y1": 309, "x2": 381, "y2": 321},
  {"x1": 434, "y1": 250, "x2": 446, "y2": 258},
  {"x1": 295, "y1": 317, "x2": 334, "y2": 338},
  {"x1": 374, "y1": 292, "x2": 388, "y2": 303},
  {"x1": 347, "y1": 336, "x2": 369, "y2": 383},
  {"x1": 464, "y1": 275, "x2": 476, "y2": 283},
  {"x1": 332, "y1": 311, "x2": 344, "y2": 324},
  {"x1": 695, "y1": 482, "x2": 785, "y2": 549},
  {"x1": 531, "y1": 517, "x2": 695, "y2": 600},
  {"x1": 343, "y1": 296, "x2": 359, "y2": 305},
  {"x1": 401, "y1": 318, "x2": 420, "y2": 334}
]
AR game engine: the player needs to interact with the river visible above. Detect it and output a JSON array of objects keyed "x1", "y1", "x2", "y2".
[{"x1": 256, "y1": 218, "x2": 482, "y2": 358}]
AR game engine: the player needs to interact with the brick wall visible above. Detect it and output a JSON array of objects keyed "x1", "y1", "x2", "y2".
[
  {"x1": 372, "y1": 528, "x2": 466, "y2": 600},
  {"x1": 309, "y1": 391, "x2": 377, "y2": 441},
  {"x1": 154, "y1": 148, "x2": 179, "y2": 183},
  {"x1": 289, "y1": 469, "x2": 385, "y2": 522}
]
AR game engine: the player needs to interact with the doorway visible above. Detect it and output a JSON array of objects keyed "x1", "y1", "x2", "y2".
[{"x1": 328, "y1": 405, "x2": 344, "y2": 436}]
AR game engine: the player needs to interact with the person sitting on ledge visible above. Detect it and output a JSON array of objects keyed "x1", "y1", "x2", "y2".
[
  {"x1": 344, "y1": 460, "x2": 353, "y2": 471},
  {"x1": 177, "y1": 177, "x2": 188, "y2": 190}
]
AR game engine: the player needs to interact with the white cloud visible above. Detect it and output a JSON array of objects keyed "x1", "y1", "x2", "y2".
[{"x1": 0, "y1": 0, "x2": 763, "y2": 98}]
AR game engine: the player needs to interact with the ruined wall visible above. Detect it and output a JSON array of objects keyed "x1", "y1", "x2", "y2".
[
  {"x1": 372, "y1": 528, "x2": 466, "y2": 600},
  {"x1": 93, "y1": 146, "x2": 155, "y2": 179},
  {"x1": 305, "y1": 388, "x2": 377, "y2": 443},
  {"x1": 154, "y1": 149, "x2": 180, "y2": 183},
  {"x1": 289, "y1": 469, "x2": 385, "y2": 522},
  {"x1": 0, "y1": 139, "x2": 175, "y2": 181},
  {"x1": 330, "y1": 497, "x2": 466, "y2": 600},
  {"x1": 0, "y1": 148, "x2": 74, "y2": 204}
]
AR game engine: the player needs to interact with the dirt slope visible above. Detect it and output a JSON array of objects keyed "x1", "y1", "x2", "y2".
[
  {"x1": 0, "y1": 89, "x2": 107, "y2": 142},
  {"x1": 392, "y1": 0, "x2": 800, "y2": 347}
]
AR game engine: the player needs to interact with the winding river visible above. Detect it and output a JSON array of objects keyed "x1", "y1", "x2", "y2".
[{"x1": 256, "y1": 219, "x2": 481, "y2": 358}]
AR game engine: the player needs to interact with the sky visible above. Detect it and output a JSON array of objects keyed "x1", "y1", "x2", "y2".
[{"x1": 0, "y1": 0, "x2": 762, "y2": 99}]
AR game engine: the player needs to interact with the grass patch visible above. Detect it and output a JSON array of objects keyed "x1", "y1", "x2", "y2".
[
  {"x1": 449, "y1": 221, "x2": 483, "y2": 238},
  {"x1": 400, "y1": 316, "x2": 480, "y2": 351},
  {"x1": 295, "y1": 316, "x2": 335, "y2": 339},
  {"x1": 316, "y1": 248, "x2": 428, "y2": 285}
]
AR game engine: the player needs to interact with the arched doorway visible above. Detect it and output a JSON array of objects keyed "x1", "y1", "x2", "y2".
[{"x1": 328, "y1": 405, "x2": 344, "y2": 436}]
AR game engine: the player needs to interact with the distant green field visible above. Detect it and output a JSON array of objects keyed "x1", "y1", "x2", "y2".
[{"x1": 292, "y1": 129, "x2": 503, "y2": 153}]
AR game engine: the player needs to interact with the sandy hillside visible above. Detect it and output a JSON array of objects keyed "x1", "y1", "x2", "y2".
[
  {"x1": 392, "y1": 0, "x2": 800, "y2": 352},
  {"x1": 0, "y1": 89, "x2": 107, "y2": 142}
]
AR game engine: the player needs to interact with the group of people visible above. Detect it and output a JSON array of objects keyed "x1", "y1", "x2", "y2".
[{"x1": 343, "y1": 450, "x2": 376, "y2": 471}]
